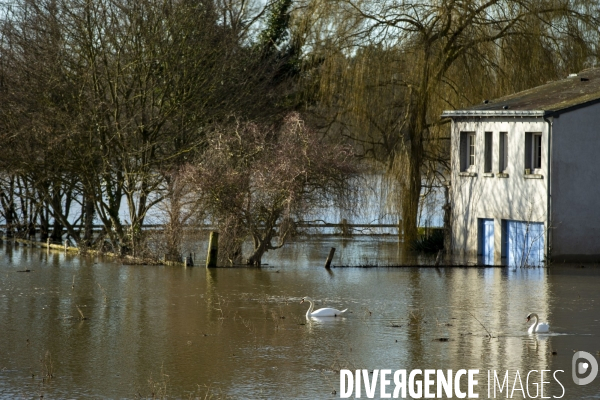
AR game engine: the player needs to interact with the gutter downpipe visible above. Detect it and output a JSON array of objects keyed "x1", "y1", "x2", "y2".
[{"x1": 543, "y1": 112, "x2": 553, "y2": 266}]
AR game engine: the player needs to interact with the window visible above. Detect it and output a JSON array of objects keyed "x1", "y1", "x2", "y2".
[
  {"x1": 460, "y1": 132, "x2": 476, "y2": 171},
  {"x1": 468, "y1": 133, "x2": 476, "y2": 167},
  {"x1": 499, "y1": 132, "x2": 508, "y2": 172},
  {"x1": 484, "y1": 132, "x2": 492, "y2": 173},
  {"x1": 525, "y1": 132, "x2": 542, "y2": 172}
]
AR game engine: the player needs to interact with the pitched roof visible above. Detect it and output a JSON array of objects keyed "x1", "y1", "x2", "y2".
[{"x1": 442, "y1": 68, "x2": 600, "y2": 118}]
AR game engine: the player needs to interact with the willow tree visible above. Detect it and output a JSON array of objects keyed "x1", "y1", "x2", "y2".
[{"x1": 300, "y1": 0, "x2": 600, "y2": 246}]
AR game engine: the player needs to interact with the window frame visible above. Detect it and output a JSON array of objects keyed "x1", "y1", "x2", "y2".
[
  {"x1": 460, "y1": 131, "x2": 477, "y2": 172},
  {"x1": 468, "y1": 133, "x2": 475, "y2": 167},
  {"x1": 524, "y1": 132, "x2": 542, "y2": 173}
]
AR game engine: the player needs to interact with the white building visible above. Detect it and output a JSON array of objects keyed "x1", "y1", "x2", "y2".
[{"x1": 442, "y1": 69, "x2": 600, "y2": 266}]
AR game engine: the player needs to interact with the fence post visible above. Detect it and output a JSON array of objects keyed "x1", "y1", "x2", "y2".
[
  {"x1": 324, "y1": 247, "x2": 336, "y2": 269},
  {"x1": 185, "y1": 253, "x2": 194, "y2": 267},
  {"x1": 206, "y1": 232, "x2": 219, "y2": 268}
]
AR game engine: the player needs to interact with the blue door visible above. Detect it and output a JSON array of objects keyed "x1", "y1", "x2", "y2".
[
  {"x1": 480, "y1": 219, "x2": 494, "y2": 265},
  {"x1": 506, "y1": 221, "x2": 544, "y2": 267}
]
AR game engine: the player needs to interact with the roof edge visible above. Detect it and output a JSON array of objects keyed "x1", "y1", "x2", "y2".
[{"x1": 441, "y1": 110, "x2": 547, "y2": 118}]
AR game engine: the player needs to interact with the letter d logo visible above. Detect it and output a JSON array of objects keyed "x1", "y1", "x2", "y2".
[{"x1": 572, "y1": 351, "x2": 599, "y2": 385}]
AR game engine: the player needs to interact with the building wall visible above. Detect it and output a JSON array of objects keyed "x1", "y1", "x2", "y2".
[
  {"x1": 451, "y1": 118, "x2": 548, "y2": 263},
  {"x1": 550, "y1": 103, "x2": 600, "y2": 261}
]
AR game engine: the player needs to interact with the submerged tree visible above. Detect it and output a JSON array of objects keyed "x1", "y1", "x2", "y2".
[
  {"x1": 188, "y1": 113, "x2": 358, "y2": 265},
  {"x1": 0, "y1": 0, "x2": 303, "y2": 255}
]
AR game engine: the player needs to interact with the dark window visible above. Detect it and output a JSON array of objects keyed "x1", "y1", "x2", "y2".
[
  {"x1": 484, "y1": 132, "x2": 492, "y2": 173},
  {"x1": 499, "y1": 132, "x2": 508, "y2": 172},
  {"x1": 525, "y1": 132, "x2": 542, "y2": 172}
]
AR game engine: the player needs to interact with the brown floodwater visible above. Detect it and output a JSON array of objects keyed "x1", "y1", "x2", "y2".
[{"x1": 0, "y1": 237, "x2": 599, "y2": 399}]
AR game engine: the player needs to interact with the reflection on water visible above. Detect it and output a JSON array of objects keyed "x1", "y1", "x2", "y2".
[
  {"x1": 0, "y1": 239, "x2": 599, "y2": 399},
  {"x1": 251, "y1": 236, "x2": 437, "y2": 267}
]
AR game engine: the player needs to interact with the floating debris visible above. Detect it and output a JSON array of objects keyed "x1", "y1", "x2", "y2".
[{"x1": 76, "y1": 306, "x2": 88, "y2": 321}]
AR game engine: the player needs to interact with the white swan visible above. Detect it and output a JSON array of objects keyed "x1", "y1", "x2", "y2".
[
  {"x1": 526, "y1": 313, "x2": 550, "y2": 333},
  {"x1": 301, "y1": 297, "x2": 347, "y2": 318}
]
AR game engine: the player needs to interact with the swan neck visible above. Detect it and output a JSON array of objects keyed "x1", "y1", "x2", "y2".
[
  {"x1": 531, "y1": 313, "x2": 539, "y2": 329},
  {"x1": 305, "y1": 299, "x2": 314, "y2": 318}
]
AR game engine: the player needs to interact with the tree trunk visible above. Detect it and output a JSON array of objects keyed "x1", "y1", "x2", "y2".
[
  {"x1": 50, "y1": 220, "x2": 63, "y2": 243},
  {"x1": 1, "y1": 177, "x2": 15, "y2": 238},
  {"x1": 246, "y1": 243, "x2": 266, "y2": 266},
  {"x1": 39, "y1": 206, "x2": 49, "y2": 242},
  {"x1": 402, "y1": 143, "x2": 422, "y2": 247},
  {"x1": 4, "y1": 203, "x2": 14, "y2": 239},
  {"x1": 401, "y1": 58, "x2": 432, "y2": 249},
  {"x1": 443, "y1": 183, "x2": 451, "y2": 253},
  {"x1": 164, "y1": 176, "x2": 183, "y2": 260},
  {"x1": 83, "y1": 190, "x2": 95, "y2": 246},
  {"x1": 49, "y1": 189, "x2": 63, "y2": 243},
  {"x1": 246, "y1": 232, "x2": 273, "y2": 266},
  {"x1": 401, "y1": 84, "x2": 427, "y2": 247}
]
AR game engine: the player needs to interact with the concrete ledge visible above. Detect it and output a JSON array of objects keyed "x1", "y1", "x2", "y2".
[
  {"x1": 497, "y1": 173, "x2": 509, "y2": 178},
  {"x1": 524, "y1": 174, "x2": 543, "y2": 179},
  {"x1": 483, "y1": 172, "x2": 494, "y2": 177},
  {"x1": 1, "y1": 237, "x2": 80, "y2": 253},
  {"x1": 459, "y1": 172, "x2": 477, "y2": 177}
]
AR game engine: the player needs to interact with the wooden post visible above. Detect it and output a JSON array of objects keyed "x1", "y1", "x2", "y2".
[
  {"x1": 185, "y1": 253, "x2": 194, "y2": 267},
  {"x1": 324, "y1": 247, "x2": 336, "y2": 269},
  {"x1": 64, "y1": 240, "x2": 68, "y2": 252},
  {"x1": 206, "y1": 232, "x2": 219, "y2": 268}
]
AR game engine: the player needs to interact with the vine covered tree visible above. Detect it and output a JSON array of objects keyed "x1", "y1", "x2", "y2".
[{"x1": 188, "y1": 113, "x2": 358, "y2": 265}]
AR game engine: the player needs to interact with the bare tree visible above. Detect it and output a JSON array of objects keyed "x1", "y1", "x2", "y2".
[
  {"x1": 0, "y1": 0, "x2": 302, "y2": 255},
  {"x1": 187, "y1": 113, "x2": 358, "y2": 265}
]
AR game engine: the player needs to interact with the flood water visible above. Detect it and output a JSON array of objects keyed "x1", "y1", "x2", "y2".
[{"x1": 1, "y1": 237, "x2": 600, "y2": 399}]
